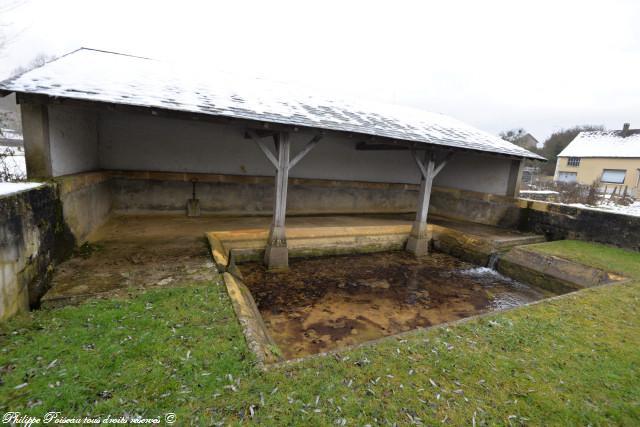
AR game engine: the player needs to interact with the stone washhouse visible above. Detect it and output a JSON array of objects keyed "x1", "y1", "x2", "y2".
[{"x1": 0, "y1": 48, "x2": 543, "y2": 272}]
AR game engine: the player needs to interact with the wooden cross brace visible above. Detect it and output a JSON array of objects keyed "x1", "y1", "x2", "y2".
[
  {"x1": 247, "y1": 131, "x2": 323, "y2": 171},
  {"x1": 411, "y1": 147, "x2": 454, "y2": 179}
]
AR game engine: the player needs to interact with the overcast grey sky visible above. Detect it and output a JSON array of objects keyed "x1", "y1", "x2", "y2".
[{"x1": 1, "y1": 0, "x2": 638, "y2": 142}]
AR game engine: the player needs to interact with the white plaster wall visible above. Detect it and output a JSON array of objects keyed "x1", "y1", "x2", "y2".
[
  {"x1": 98, "y1": 110, "x2": 513, "y2": 195},
  {"x1": 434, "y1": 153, "x2": 512, "y2": 195},
  {"x1": 49, "y1": 104, "x2": 99, "y2": 177}
]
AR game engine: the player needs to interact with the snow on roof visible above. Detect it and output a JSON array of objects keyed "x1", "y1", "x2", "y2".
[
  {"x1": 558, "y1": 130, "x2": 640, "y2": 158},
  {"x1": 0, "y1": 48, "x2": 543, "y2": 160}
]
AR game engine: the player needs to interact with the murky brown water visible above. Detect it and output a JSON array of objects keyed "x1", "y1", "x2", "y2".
[{"x1": 240, "y1": 252, "x2": 549, "y2": 359}]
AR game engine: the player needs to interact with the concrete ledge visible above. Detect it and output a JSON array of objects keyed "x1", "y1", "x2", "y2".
[
  {"x1": 55, "y1": 171, "x2": 111, "y2": 195},
  {"x1": 431, "y1": 223, "x2": 545, "y2": 266},
  {"x1": 497, "y1": 246, "x2": 628, "y2": 294},
  {"x1": 206, "y1": 233, "x2": 229, "y2": 271},
  {"x1": 432, "y1": 225, "x2": 495, "y2": 266},
  {"x1": 222, "y1": 272, "x2": 281, "y2": 367},
  {"x1": 207, "y1": 224, "x2": 413, "y2": 263}
]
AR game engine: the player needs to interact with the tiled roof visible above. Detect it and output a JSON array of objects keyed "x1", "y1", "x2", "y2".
[
  {"x1": 559, "y1": 130, "x2": 640, "y2": 158},
  {"x1": 0, "y1": 48, "x2": 543, "y2": 160}
]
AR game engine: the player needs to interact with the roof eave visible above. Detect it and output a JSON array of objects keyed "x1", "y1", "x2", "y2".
[{"x1": 8, "y1": 90, "x2": 546, "y2": 161}]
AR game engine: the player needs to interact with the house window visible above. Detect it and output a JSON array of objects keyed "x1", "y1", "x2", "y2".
[
  {"x1": 567, "y1": 157, "x2": 580, "y2": 167},
  {"x1": 601, "y1": 169, "x2": 626, "y2": 184},
  {"x1": 557, "y1": 171, "x2": 577, "y2": 183}
]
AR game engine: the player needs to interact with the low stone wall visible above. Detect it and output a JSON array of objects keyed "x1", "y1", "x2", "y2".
[
  {"x1": 55, "y1": 171, "x2": 112, "y2": 243},
  {"x1": 107, "y1": 170, "x2": 521, "y2": 221},
  {"x1": 430, "y1": 187, "x2": 521, "y2": 228},
  {"x1": 109, "y1": 171, "x2": 419, "y2": 216},
  {"x1": 0, "y1": 185, "x2": 74, "y2": 321},
  {"x1": 517, "y1": 200, "x2": 640, "y2": 252}
]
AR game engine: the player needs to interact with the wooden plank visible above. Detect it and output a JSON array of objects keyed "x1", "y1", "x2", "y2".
[
  {"x1": 433, "y1": 151, "x2": 454, "y2": 177},
  {"x1": 411, "y1": 147, "x2": 429, "y2": 179},
  {"x1": 273, "y1": 132, "x2": 290, "y2": 231},
  {"x1": 289, "y1": 134, "x2": 323, "y2": 169},
  {"x1": 247, "y1": 131, "x2": 279, "y2": 169},
  {"x1": 415, "y1": 151, "x2": 436, "y2": 225}
]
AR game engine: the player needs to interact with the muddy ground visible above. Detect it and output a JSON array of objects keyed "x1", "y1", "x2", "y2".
[
  {"x1": 43, "y1": 216, "x2": 220, "y2": 306},
  {"x1": 241, "y1": 252, "x2": 549, "y2": 359}
]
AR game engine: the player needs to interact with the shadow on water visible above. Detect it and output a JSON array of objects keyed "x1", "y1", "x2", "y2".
[{"x1": 240, "y1": 251, "x2": 549, "y2": 359}]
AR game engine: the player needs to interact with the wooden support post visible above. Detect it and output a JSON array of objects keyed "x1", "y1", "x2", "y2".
[
  {"x1": 406, "y1": 150, "x2": 436, "y2": 256},
  {"x1": 249, "y1": 130, "x2": 322, "y2": 269},
  {"x1": 264, "y1": 132, "x2": 291, "y2": 269}
]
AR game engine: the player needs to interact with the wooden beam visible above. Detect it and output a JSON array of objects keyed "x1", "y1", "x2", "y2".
[
  {"x1": 289, "y1": 134, "x2": 323, "y2": 169},
  {"x1": 244, "y1": 129, "x2": 278, "y2": 139},
  {"x1": 273, "y1": 133, "x2": 290, "y2": 230},
  {"x1": 356, "y1": 141, "x2": 410, "y2": 150},
  {"x1": 264, "y1": 132, "x2": 291, "y2": 269},
  {"x1": 433, "y1": 151, "x2": 454, "y2": 177},
  {"x1": 247, "y1": 131, "x2": 278, "y2": 169},
  {"x1": 406, "y1": 150, "x2": 436, "y2": 256},
  {"x1": 411, "y1": 146, "x2": 429, "y2": 179},
  {"x1": 415, "y1": 151, "x2": 436, "y2": 226}
]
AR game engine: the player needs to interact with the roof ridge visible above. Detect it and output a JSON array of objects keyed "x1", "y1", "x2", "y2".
[
  {"x1": 0, "y1": 47, "x2": 152, "y2": 87},
  {"x1": 75, "y1": 47, "x2": 152, "y2": 61}
]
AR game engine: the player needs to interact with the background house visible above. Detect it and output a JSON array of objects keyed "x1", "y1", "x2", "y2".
[
  {"x1": 554, "y1": 123, "x2": 640, "y2": 196},
  {"x1": 516, "y1": 133, "x2": 539, "y2": 151}
]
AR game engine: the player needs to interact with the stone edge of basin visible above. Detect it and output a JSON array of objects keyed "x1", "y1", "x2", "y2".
[
  {"x1": 206, "y1": 227, "x2": 412, "y2": 265},
  {"x1": 206, "y1": 231, "x2": 629, "y2": 368},
  {"x1": 206, "y1": 232, "x2": 230, "y2": 272},
  {"x1": 222, "y1": 272, "x2": 282, "y2": 367},
  {"x1": 432, "y1": 225, "x2": 546, "y2": 267},
  {"x1": 497, "y1": 245, "x2": 629, "y2": 294}
]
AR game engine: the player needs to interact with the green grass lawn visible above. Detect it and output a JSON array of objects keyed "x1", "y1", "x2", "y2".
[{"x1": 1, "y1": 241, "x2": 640, "y2": 425}]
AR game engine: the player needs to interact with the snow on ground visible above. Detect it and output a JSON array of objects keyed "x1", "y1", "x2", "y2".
[
  {"x1": 568, "y1": 201, "x2": 640, "y2": 217},
  {"x1": 0, "y1": 145, "x2": 27, "y2": 180},
  {"x1": 0, "y1": 182, "x2": 43, "y2": 196},
  {"x1": 519, "y1": 190, "x2": 560, "y2": 195}
]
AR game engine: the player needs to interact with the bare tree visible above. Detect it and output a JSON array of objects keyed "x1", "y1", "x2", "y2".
[
  {"x1": 10, "y1": 52, "x2": 56, "y2": 77},
  {"x1": 0, "y1": 1, "x2": 29, "y2": 181}
]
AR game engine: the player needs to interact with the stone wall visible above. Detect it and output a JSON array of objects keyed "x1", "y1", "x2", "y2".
[
  {"x1": 107, "y1": 170, "x2": 523, "y2": 219},
  {"x1": 0, "y1": 185, "x2": 74, "y2": 321},
  {"x1": 429, "y1": 187, "x2": 522, "y2": 228},
  {"x1": 517, "y1": 199, "x2": 640, "y2": 252},
  {"x1": 109, "y1": 171, "x2": 418, "y2": 216}
]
